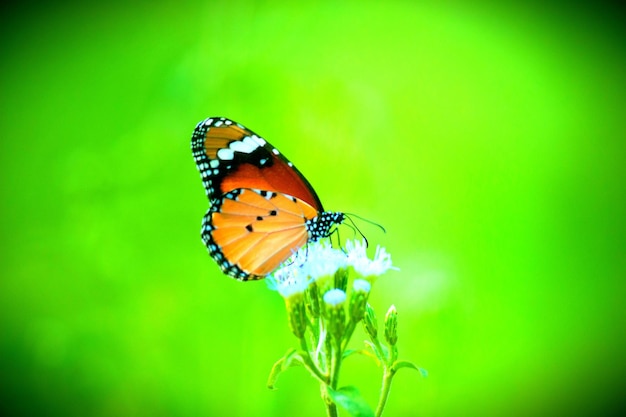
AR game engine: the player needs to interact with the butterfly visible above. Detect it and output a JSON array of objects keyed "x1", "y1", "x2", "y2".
[{"x1": 191, "y1": 117, "x2": 344, "y2": 280}]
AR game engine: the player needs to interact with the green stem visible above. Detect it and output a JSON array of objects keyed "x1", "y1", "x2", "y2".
[
  {"x1": 299, "y1": 337, "x2": 328, "y2": 384},
  {"x1": 375, "y1": 368, "x2": 395, "y2": 417},
  {"x1": 323, "y1": 338, "x2": 342, "y2": 417},
  {"x1": 321, "y1": 383, "x2": 339, "y2": 417},
  {"x1": 318, "y1": 319, "x2": 343, "y2": 416},
  {"x1": 372, "y1": 337, "x2": 386, "y2": 363},
  {"x1": 329, "y1": 339, "x2": 342, "y2": 389},
  {"x1": 341, "y1": 319, "x2": 357, "y2": 351}
]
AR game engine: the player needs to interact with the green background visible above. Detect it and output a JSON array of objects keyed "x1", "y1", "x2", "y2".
[{"x1": 2, "y1": 1, "x2": 624, "y2": 416}]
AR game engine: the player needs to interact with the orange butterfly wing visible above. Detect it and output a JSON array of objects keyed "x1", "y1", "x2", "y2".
[
  {"x1": 203, "y1": 188, "x2": 319, "y2": 280},
  {"x1": 192, "y1": 117, "x2": 343, "y2": 280},
  {"x1": 193, "y1": 119, "x2": 324, "y2": 211}
]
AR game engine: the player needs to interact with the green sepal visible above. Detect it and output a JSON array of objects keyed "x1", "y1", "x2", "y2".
[
  {"x1": 392, "y1": 360, "x2": 428, "y2": 378},
  {"x1": 362, "y1": 303, "x2": 378, "y2": 340},
  {"x1": 267, "y1": 348, "x2": 301, "y2": 390},
  {"x1": 389, "y1": 344, "x2": 398, "y2": 363},
  {"x1": 305, "y1": 280, "x2": 321, "y2": 319},
  {"x1": 327, "y1": 386, "x2": 375, "y2": 417},
  {"x1": 383, "y1": 305, "x2": 398, "y2": 346},
  {"x1": 334, "y1": 268, "x2": 349, "y2": 292}
]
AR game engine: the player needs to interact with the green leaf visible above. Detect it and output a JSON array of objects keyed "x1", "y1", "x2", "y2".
[
  {"x1": 327, "y1": 386, "x2": 375, "y2": 417},
  {"x1": 364, "y1": 340, "x2": 384, "y2": 364},
  {"x1": 342, "y1": 349, "x2": 361, "y2": 359},
  {"x1": 267, "y1": 349, "x2": 301, "y2": 390},
  {"x1": 392, "y1": 360, "x2": 428, "y2": 378},
  {"x1": 358, "y1": 343, "x2": 381, "y2": 366}
]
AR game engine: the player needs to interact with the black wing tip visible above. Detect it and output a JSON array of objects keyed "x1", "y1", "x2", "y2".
[{"x1": 196, "y1": 116, "x2": 238, "y2": 129}]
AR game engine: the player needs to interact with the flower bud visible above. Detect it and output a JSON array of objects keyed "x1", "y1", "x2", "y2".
[
  {"x1": 271, "y1": 264, "x2": 310, "y2": 339},
  {"x1": 322, "y1": 289, "x2": 347, "y2": 342},
  {"x1": 333, "y1": 268, "x2": 349, "y2": 292},
  {"x1": 349, "y1": 279, "x2": 371, "y2": 323},
  {"x1": 384, "y1": 305, "x2": 398, "y2": 346},
  {"x1": 305, "y1": 280, "x2": 321, "y2": 319},
  {"x1": 363, "y1": 303, "x2": 378, "y2": 340},
  {"x1": 285, "y1": 293, "x2": 308, "y2": 339}
]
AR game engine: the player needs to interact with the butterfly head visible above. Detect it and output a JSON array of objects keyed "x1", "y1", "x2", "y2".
[{"x1": 306, "y1": 211, "x2": 345, "y2": 242}]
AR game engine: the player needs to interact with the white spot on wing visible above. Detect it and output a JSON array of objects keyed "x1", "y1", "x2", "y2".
[
  {"x1": 217, "y1": 148, "x2": 234, "y2": 160},
  {"x1": 243, "y1": 136, "x2": 262, "y2": 150},
  {"x1": 209, "y1": 159, "x2": 219, "y2": 168},
  {"x1": 230, "y1": 139, "x2": 257, "y2": 154},
  {"x1": 250, "y1": 134, "x2": 266, "y2": 146}
]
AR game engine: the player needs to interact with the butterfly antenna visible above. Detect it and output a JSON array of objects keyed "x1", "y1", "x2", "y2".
[
  {"x1": 340, "y1": 220, "x2": 355, "y2": 238},
  {"x1": 343, "y1": 212, "x2": 387, "y2": 234},
  {"x1": 334, "y1": 225, "x2": 342, "y2": 247},
  {"x1": 343, "y1": 214, "x2": 369, "y2": 248}
]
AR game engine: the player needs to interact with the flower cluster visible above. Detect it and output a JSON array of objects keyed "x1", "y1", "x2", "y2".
[
  {"x1": 267, "y1": 240, "x2": 395, "y2": 339},
  {"x1": 269, "y1": 239, "x2": 395, "y2": 299},
  {"x1": 266, "y1": 240, "x2": 423, "y2": 417}
]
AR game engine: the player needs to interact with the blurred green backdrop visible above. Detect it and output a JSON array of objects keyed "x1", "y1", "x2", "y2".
[{"x1": 1, "y1": 1, "x2": 625, "y2": 416}]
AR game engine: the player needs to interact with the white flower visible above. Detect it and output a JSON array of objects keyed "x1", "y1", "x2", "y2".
[
  {"x1": 269, "y1": 239, "x2": 395, "y2": 296},
  {"x1": 269, "y1": 241, "x2": 347, "y2": 296},
  {"x1": 345, "y1": 239, "x2": 397, "y2": 277},
  {"x1": 352, "y1": 278, "x2": 371, "y2": 294},
  {"x1": 301, "y1": 241, "x2": 348, "y2": 281},
  {"x1": 268, "y1": 261, "x2": 310, "y2": 298},
  {"x1": 323, "y1": 288, "x2": 347, "y2": 306}
]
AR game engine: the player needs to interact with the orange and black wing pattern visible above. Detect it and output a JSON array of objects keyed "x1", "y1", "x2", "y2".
[
  {"x1": 202, "y1": 189, "x2": 318, "y2": 279},
  {"x1": 191, "y1": 117, "x2": 324, "y2": 211},
  {"x1": 191, "y1": 117, "x2": 343, "y2": 280}
]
